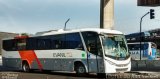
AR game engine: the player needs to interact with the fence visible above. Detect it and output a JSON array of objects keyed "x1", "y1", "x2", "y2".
[{"x1": 131, "y1": 60, "x2": 160, "y2": 71}]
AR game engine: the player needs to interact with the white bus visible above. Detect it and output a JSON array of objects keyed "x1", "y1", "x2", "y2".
[
  {"x1": 2, "y1": 28, "x2": 131, "y2": 75},
  {"x1": 128, "y1": 42, "x2": 157, "y2": 60}
]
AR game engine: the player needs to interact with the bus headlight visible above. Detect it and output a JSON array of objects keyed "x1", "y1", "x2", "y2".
[{"x1": 105, "y1": 59, "x2": 131, "y2": 67}]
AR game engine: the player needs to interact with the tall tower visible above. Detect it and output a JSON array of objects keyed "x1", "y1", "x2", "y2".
[{"x1": 100, "y1": 0, "x2": 114, "y2": 29}]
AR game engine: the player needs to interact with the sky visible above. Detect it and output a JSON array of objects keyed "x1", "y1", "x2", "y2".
[
  {"x1": 115, "y1": 0, "x2": 160, "y2": 34},
  {"x1": 0, "y1": 0, "x2": 160, "y2": 34}
]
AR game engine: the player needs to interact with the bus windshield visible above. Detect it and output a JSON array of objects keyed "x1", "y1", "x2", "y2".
[{"x1": 102, "y1": 34, "x2": 129, "y2": 60}]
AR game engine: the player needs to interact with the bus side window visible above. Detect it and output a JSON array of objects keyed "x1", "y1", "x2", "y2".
[
  {"x1": 87, "y1": 41, "x2": 96, "y2": 53},
  {"x1": 37, "y1": 39, "x2": 45, "y2": 50},
  {"x1": 76, "y1": 43, "x2": 83, "y2": 50},
  {"x1": 51, "y1": 40, "x2": 56, "y2": 49},
  {"x1": 3, "y1": 39, "x2": 17, "y2": 51},
  {"x1": 55, "y1": 40, "x2": 61, "y2": 49},
  {"x1": 97, "y1": 38, "x2": 103, "y2": 57},
  {"x1": 82, "y1": 32, "x2": 102, "y2": 56},
  {"x1": 65, "y1": 33, "x2": 84, "y2": 50}
]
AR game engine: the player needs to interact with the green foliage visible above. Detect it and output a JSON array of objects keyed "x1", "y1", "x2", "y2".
[{"x1": 21, "y1": 33, "x2": 28, "y2": 36}]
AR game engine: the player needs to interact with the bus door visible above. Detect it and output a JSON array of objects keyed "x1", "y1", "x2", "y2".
[{"x1": 82, "y1": 32, "x2": 105, "y2": 73}]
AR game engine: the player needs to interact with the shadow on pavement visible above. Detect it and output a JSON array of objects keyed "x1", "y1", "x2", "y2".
[{"x1": 0, "y1": 66, "x2": 105, "y2": 79}]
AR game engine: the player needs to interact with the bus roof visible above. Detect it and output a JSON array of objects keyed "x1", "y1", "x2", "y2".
[
  {"x1": 2, "y1": 28, "x2": 123, "y2": 40},
  {"x1": 42, "y1": 28, "x2": 123, "y2": 36}
]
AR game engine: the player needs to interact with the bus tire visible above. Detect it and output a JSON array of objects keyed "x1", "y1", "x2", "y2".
[
  {"x1": 75, "y1": 63, "x2": 86, "y2": 76},
  {"x1": 22, "y1": 62, "x2": 30, "y2": 72}
]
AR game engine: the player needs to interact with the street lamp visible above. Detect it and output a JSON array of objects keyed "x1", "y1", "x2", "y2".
[
  {"x1": 140, "y1": 12, "x2": 149, "y2": 60},
  {"x1": 139, "y1": 9, "x2": 155, "y2": 60}
]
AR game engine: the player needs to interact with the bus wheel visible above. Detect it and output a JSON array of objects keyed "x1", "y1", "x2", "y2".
[
  {"x1": 75, "y1": 64, "x2": 86, "y2": 75},
  {"x1": 22, "y1": 62, "x2": 30, "y2": 72}
]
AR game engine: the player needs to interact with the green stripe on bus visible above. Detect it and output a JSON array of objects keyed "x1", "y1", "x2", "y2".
[{"x1": 82, "y1": 51, "x2": 86, "y2": 58}]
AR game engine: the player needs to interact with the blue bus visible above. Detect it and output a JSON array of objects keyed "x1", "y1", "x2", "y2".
[{"x1": 128, "y1": 42, "x2": 157, "y2": 60}]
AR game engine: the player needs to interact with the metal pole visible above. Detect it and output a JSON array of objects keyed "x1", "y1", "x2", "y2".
[
  {"x1": 140, "y1": 12, "x2": 149, "y2": 60},
  {"x1": 64, "y1": 18, "x2": 70, "y2": 30},
  {"x1": 100, "y1": 0, "x2": 104, "y2": 28}
]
